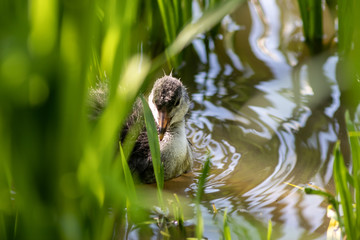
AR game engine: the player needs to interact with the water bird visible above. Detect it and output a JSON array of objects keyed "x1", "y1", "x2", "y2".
[{"x1": 89, "y1": 75, "x2": 193, "y2": 183}]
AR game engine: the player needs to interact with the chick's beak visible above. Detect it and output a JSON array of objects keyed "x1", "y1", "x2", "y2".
[{"x1": 158, "y1": 110, "x2": 170, "y2": 141}]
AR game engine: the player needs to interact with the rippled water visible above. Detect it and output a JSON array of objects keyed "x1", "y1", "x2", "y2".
[
  {"x1": 125, "y1": 1, "x2": 352, "y2": 239},
  {"x1": 181, "y1": 54, "x2": 339, "y2": 239},
  {"x1": 170, "y1": 1, "x2": 339, "y2": 239}
]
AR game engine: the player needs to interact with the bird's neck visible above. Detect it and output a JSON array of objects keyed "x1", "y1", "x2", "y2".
[
  {"x1": 168, "y1": 120, "x2": 185, "y2": 133},
  {"x1": 160, "y1": 119, "x2": 190, "y2": 180}
]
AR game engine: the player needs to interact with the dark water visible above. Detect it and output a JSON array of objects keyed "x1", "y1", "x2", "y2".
[{"x1": 127, "y1": 1, "x2": 355, "y2": 239}]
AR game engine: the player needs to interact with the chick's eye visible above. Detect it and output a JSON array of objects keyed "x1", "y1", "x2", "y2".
[{"x1": 174, "y1": 98, "x2": 180, "y2": 107}]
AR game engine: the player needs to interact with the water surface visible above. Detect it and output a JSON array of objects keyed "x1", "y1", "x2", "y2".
[{"x1": 128, "y1": 1, "x2": 349, "y2": 239}]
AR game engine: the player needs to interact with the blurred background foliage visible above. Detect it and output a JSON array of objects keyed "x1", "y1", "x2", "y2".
[{"x1": 1, "y1": 0, "x2": 360, "y2": 239}]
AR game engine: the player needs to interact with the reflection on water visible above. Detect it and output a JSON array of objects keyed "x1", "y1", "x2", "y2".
[
  {"x1": 180, "y1": 56, "x2": 338, "y2": 239},
  {"x1": 165, "y1": 0, "x2": 341, "y2": 239},
  {"x1": 123, "y1": 0, "x2": 348, "y2": 239}
]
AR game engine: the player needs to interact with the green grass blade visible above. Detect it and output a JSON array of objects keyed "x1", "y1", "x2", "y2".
[
  {"x1": 223, "y1": 208, "x2": 231, "y2": 240},
  {"x1": 349, "y1": 135, "x2": 360, "y2": 240},
  {"x1": 347, "y1": 115, "x2": 360, "y2": 239},
  {"x1": 118, "y1": 143, "x2": 137, "y2": 202},
  {"x1": 173, "y1": 193, "x2": 184, "y2": 228},
  {"x1": 180, "y1": 0, "x2": 192, "y2": 26},
  {"x1": 338, "y1": 0, "x2": 353, "y2": 55},
  {"x1": 333, "y1": 147, "x2": 355, "y2": 239},
  {"x1": 297, "y1": 0, "x2": 323, "y2": 54},
  {"x1": 196, "y1": 204, "x2": 204, "y2": 240},
  {"x1": 196, "y1": 157, "x2": 211, "y2": 203},
  {"x1": 156, "y1": 0, "x2": 179, "y2": 66},
  {"x1": 140, "y1": 95, "x2": 164, "y2": 205},
  {"x1": 157, "y1": 0, "x2": 177, "y2": 45},
  {"x1": 195, "y1": 157, "x2": 211, "y2": 239},
  {"x1": 267, "y1": 219, "x2": 272, "y2": 240},
  {"x1": 172, "y1": 0, "x2": 180, "y2": 28}
]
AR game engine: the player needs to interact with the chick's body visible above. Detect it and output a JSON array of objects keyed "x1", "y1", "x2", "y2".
[{"x1": 91, "y1": 75, "x2": 193, "y2": 183}]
